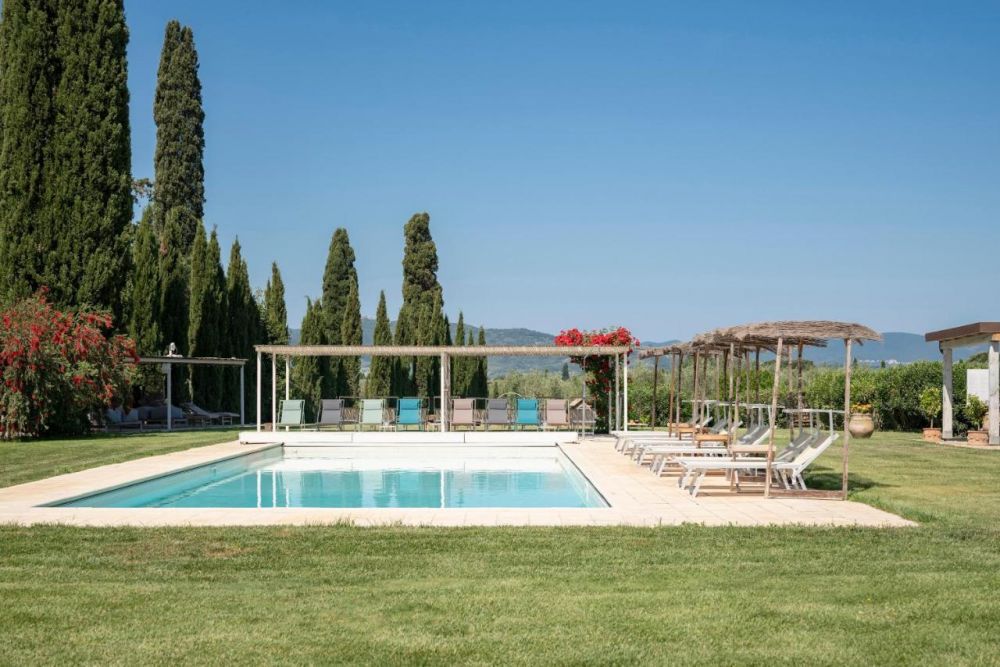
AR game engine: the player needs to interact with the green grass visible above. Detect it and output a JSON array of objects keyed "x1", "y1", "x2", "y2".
[
  {"x1": 1, "y1": 432, "x2": 998, "y2": 665},
  {"x1": 0, "y1": 429, "x2": 240, "y2": 488}
]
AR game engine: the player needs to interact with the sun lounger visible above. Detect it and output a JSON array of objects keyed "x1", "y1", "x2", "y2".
[
  {"x1": 277, "y1": 399, "x2": 305, "y2": 430},
  {"x1": 514, "y1": 399, "x2": 540, "y2": 430},
  {"x1": 317, "y1": 399, "x2": 345, "y2": 430},
  {"x1": 396, "y1": 398, "x2": 424, "y2": 431},
  {"x1": 182, "y1": 402, "x2": 237, "y2": 426},
  {"x1": 451, "y1": 398, "x2": 477, "y2": 430},
  {"x1": 484, "y1": 398, "x2": 510, "y2": 430},
  {"x1": 675, "y1": 430, "x2": 838, "y2": 496},
  {"x1": 359, "y1": 399, "x2": 386, "y2": 431},
  {"x1": 543, "y1": 399, "x2": 570, "y2": 430}
]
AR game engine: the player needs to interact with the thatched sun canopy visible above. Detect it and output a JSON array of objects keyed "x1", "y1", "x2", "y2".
[{"x1": 638, "y1": 342, "x2": 691, "y2": 359}]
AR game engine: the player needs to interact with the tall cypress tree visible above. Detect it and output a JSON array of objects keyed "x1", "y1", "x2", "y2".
[
  {"x1": 186, "y1": 222, "x2": 208, "y2": 401},
  {"x1": 262, "y1": 262, "x2": 288, "y2": 416},
  {"x1": 291, "y1": 298, "x2": 324, "y2": 421},
  {"x1": 475, "y1": 326, "x2": 488, "y2": 397},
  {"x1": 367, "y1": 291, "x2": 393, "y2": 398},
  {"x1": 320, "y1": 228, "x2": 357, "y2": 395},
  {"x1": 453, "y1": 312, "x2": 466, "y2": 396},
  {"x1": 398, "y1": 212, "x2": 443, "y2": 398},
  {"x1": 225, "y1": 238, "x2": 260, "y2": 417},
  {"x1": 128, "y1": 208, "x2": 161, "y2": 356},
  {"x1": 152, "y1": 20, "x2": 204, "y2": 251},
  {"x1": 202, "y1": 228, "x2": 228, "y2": 407},
  {"x1": 0, "y1": 0, "x2": 57, "y2": 305},
  {"x1": 0, "y1": 0, "x2": 131, "y2": 317},
  {"x1": 188, "y1": 224, "x2": 226, "y2": 407},
  {"x1": 339, "y1": 276, "x2": 362, "y2": 397},
  {"x1": 49, "y1": 0, "x2": 132, "y2": 320}
]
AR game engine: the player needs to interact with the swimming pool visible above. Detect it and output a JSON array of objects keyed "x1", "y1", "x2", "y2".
[{"x1": 57, "y1": 446, "x2": 607, "y2": 509}]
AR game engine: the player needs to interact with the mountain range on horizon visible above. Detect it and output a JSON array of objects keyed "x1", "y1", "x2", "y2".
[{"x1": 289, "y1": 322, "x2": 975, "y2": 378}]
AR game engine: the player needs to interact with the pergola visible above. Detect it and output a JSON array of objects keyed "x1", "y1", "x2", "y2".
[
  {"x1": 645, "y1": 321, "x2": 880, "y2": 499},
  {"x1": 925, "y1": 322, "x2": 1000, "y2": 445},
  {"x1": 135, "y1": 356, "x2": 248, "y2": 430},
  {"x1": 252, "y1": 345, "x2": 632, "y2": 433}
]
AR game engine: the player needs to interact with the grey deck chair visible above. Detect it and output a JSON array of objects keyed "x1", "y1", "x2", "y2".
[
  {"x1": 451, "y1": 398, "x2": 477, "y2": 430},
  {"x1": 318, "y1": 399, "x2": 345, "y2": 430},
  {"x1": 484, "y1": 398, "x2": 510, "y2": 430},
  {"x1": 544, "y1": 399, "x2": 570, "y2": 430}
]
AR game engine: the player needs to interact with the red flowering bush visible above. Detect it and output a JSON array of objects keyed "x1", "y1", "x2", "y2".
[
  {"x1": 0, "y1": 291, "x2": 138, "y2": 438},
  {"x1": 555, "y1": 326, "x2": 639, "y2": 432}
]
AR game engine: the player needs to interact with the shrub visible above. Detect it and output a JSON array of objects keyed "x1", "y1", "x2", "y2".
[
  {"x1": 965, "y1": 395, "x2": 988, "y2": 430},
  {"x1": 918, "y1": 387, "x2": 942, "y2": 428},
  {"x1": 0, "y1": 292, "x2": 138, "y2": 438}
]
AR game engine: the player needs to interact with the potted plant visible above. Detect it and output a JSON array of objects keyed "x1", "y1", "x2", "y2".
[
  {"x1": 849, "y1": 402, "x2": 875, "y2": 438},
  {"x1": 847, "y1": 372, "x2": 876, "y2": 439},
  {"x1": 918, "y1": 386, "x2": 942, "y2": 443},
  {"x1": 964, "y1": 395, "x2": 989, "y2": 445}
]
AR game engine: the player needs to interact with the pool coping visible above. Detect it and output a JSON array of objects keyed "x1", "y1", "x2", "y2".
[{"x1": 0, "y1": 437, "x2": 915, "y2": 527}]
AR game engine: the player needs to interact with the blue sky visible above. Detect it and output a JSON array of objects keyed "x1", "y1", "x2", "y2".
[{"x1": 123, "y1": 1, "x2": 1000, "y2": 341}]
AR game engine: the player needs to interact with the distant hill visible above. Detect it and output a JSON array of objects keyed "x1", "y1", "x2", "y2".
[{"x1": 288, "y1": 325, "x2": 968, "y2": 377}]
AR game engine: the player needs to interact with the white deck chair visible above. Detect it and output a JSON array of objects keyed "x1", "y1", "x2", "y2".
[{"x1": 630, "y1": 418, "x2": 743, "y2": 463}]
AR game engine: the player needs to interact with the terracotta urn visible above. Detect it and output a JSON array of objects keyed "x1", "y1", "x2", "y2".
[
  {"x1": 967, "y1": 430, "x2": 989, "y2": 446},
  {"x1": 848, "y1": 414, "x2": 875, "y2": 439},
  {"x1": 922, "y1": 427, "x2": 942, "y2": 443}
]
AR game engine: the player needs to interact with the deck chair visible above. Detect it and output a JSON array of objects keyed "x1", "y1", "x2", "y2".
[
  {"x1": 396, "y1": 398, "x2": 424, "y2": 431},
  {"x1": 515, "y1": 398, "x2": 540, "y2": 430},
  {"x1": 543, "y1": 399, "x2": 570, "y2": 430},
  {"x1": 181, "y1": 402, "x2": 236, "y2": 426},
  {"x1": 484, "y1": 398, "x2": 510, "y2": 430},
  {"x1": 317, "y1": 399, "x2": 345, "y2": 430},
  {"x1": 276, "y1": 399, "x2": 305, "y2": 430},
  {"x1": 451, "y1": 398, "x2": 477, "y2": 430},
  {"x1": 359, "y1": 399, "x2": 385, "y2": 431}
]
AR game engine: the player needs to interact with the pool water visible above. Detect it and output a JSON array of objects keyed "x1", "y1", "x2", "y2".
[{"x1": 58, "y1": 446, "x2": 607, "y2": 509}]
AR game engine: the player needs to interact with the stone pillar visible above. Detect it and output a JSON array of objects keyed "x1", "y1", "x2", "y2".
[
  {"x1": 942, "y1": 347, "x2": 953, "y2": 440},
  {"x1": 989, "y1": 341, "x2": 999, "y2": 446}
]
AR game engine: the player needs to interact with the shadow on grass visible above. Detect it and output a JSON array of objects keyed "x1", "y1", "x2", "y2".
[{"x1": 804, "y1": 468, "x2": 888, "y2": 493}]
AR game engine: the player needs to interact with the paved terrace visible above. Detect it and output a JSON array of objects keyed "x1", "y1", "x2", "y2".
[{"x1": 0, "y1": 436, "x2": 913, "y2": 527}]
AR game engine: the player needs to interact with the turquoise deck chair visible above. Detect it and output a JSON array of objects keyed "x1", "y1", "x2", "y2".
[
  {"x1": 515, "y1": 399, "x2": 540, "y2": 429},
  {"x1": 360, "y1": 399, "x2": 385, "y2": 430},
  {"x1": 396, "y1": 398, "x2": 424, "y2": 430},
  {"x1": 277, "y1": 399, "x2": 305, "y2": 430}
]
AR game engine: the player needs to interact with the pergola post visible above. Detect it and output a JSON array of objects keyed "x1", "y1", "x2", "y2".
[
  {"x1": 843, "y1": 338, "x2": 853, "y2": 500},
  {"x1": 989, "y1": 341, "x2": 999, "y2": 446},
  {"x1": 623, "y1": 352, "x2": 629, "y2": 433},
  {"x1": 240, "y1": 365, "x2": 246, "y2": 426},
  {"x1": 765, "y1": 337, "x2": 783, "y2": 499},
  {"x1": 613, "y1": 353, "x2": 620, "y2": 431},
  {"x1": 256, "y1": 352, "x2": 262, "y2": 432},
  {"x1": 691, "y1": 350, "x2": 701, "y2": 428},
  {"x1": 166, "y1": 363, "x2": 172, "y2": 431},
  {"x1": 271, "y1": 354, "x2": 277, "y2": 432},
  {"x1": 285, "y1": 356, "x2": 290, "y2": 401},
  {"x1": 651, "y1": 356, "x2": 659, "y2": 429},
  {"x1": 440, "y1": 352, "x2": 450, "y2": 432},
  {"x1": 942, "y1": 347, "x2": 953, "y2": 440}
]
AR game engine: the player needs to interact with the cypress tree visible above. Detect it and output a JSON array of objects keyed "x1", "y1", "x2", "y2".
[
  {"x1": 398, "y1": 212, "x2": 443, "y2": 398},
  {"x1": 367, "y1": 291, "x2": 393, "y2": 398},
  {"x1": 291, "y1": 298, "x2": 324, "y2": 420},
  {"x1": 321, "y1": 228, "x2": 358, "y2": 395},
  {"x1": 49, "y1": 0, "x2": 132, "y2": 320},
  {"x1": 475, "y1": 326, "x2": 488, "y2": 397},
  {"x1": 391, "y1": 305, "x2": 413, "y2": 396},
  {"x1": 128, "y1": 208, "x2": 161, "y2": 356},
  {"x1": 225, "y1": 238, "x2": 260, "y2": 416},
  {"x1": 186, "y1": 222, "x2": 208, "y2": 401},
  {"x1": 0, "y1": 0, "x2": 57, "y2": 305},
  {"x1": 203, "y1": 228, "x2": 228, "y2": 407},
  {"x1": 262, "y1": 262, "x2": 289, "y2": 416},
  {"x1": 158, "y1": 206, "x2": 188, "y2": 399},
  {"x1": 339, "y1": 276, "x2": 362, "y2": 397},
  {"x1": 152, "y1": 20, "x2": 204, "y2": 251},
  {"x1": 453, "y1": 312, "x2": 466, "y2": 396}
]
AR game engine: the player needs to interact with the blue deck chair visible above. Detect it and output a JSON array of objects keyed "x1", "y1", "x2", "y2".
[
  {"x1": 396, "y1": 398, "x2": 424, "y2": 431},
  {"x1": 276, "y1": 399, "x2": 305, "y2": 430},
  {"x1": 515, "y1": 398, "x2": 540, "y2": 430},
  {"x1": 359, "y1": 399, "x2": 385, "y2": 431}
]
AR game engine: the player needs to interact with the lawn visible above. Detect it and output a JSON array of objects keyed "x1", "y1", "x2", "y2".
[{"x1": 1, "y1": 432, "x2": 998, "y2": 665}]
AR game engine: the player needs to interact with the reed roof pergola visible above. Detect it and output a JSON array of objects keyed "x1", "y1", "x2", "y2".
[
  {"x1": 641, "y1": 321, "x2": 880, "y2": 500},
  {"x1": 252, "y1": 344, "x2": 632, "y2": 433}
]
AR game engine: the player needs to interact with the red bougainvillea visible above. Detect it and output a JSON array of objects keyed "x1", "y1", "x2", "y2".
[
  {"x1": 0, "y1": 291, "x2": 138, "y2": 438},
  {"x1": 555, "y1": 326, "x2": 639, "y2": 431}
]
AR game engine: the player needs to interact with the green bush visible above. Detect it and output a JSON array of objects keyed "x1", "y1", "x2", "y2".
[{"x1": 918, "y1": 387, "x2": 942, "y2": 428}]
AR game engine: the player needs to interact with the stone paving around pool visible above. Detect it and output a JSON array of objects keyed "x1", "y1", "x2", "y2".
[{"x1": 0, "y1": 436, "x2": 914, "y2": 527}]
